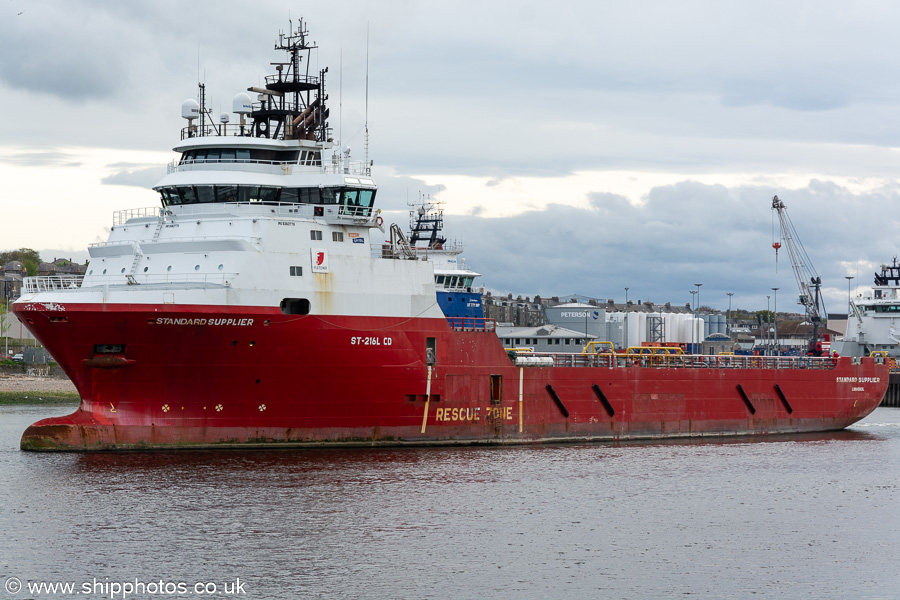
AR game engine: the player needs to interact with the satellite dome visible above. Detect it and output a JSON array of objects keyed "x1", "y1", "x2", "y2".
[
  {"x1": 181, "y1": 98, "x2": 200, "y2": 120},
  {"x1": 232, "y1": 92, "x2": 253, "y2": 114}
]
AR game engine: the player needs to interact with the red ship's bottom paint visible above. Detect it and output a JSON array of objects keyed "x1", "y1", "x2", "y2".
[{"x1": 16, "y1": 303, "x2": 888, "y2": 451}]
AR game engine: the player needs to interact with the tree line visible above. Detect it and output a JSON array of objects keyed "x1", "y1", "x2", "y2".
[{"x1": 0, "y1": 248, "x2": 43, "y2": 277}]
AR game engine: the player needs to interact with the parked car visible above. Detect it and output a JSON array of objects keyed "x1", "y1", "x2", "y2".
[{"x1": 11, "y1": 353, "x2": 23, "y2": 362}]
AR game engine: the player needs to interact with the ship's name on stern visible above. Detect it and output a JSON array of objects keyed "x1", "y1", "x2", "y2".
[{"x1": 155, "y1": 317, "x2": 254, "y2": 326}]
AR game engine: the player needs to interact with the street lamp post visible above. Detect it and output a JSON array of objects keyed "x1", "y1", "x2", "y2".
[
  {"x1": 624, "y1": 287, "x2": 629, "y2": 349},
  {"x1": 766, "y1": 295, "x2": 771, "y2": 355},
  {"x1": 845, "y1": 276, "x2": 854, "y2": 315},
  {"x1": 690, "y1": 290, "x2": 698, "y2": 351},
  {"x1": 694, "y1": 283, "x2": 703, "y2": 350},
  {"x1": 771, "y1": 287, "x2": 779, "y2": 356},
  {"x1": 726, "y1": 292, "x2": 734, "y2": 337}
]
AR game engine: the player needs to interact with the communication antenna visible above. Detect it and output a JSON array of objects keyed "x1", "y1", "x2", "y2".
[{"x1": 364, "y1": 22, "x2": 370, "y2": 175}]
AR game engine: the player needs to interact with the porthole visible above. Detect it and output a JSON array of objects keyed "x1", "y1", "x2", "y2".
[
  {"x1": 143, "y1": 267, "x2": 149, "y2": 272},
  {"x1": 194, "y1": 265, "x2": 200, "y2": 271},
  {"x1": 120, "y1": 268, "x2": 126, "y2": 274},
  {"x1": 89, "y1": 270, "x2": 93, "y2": 275},
  {"x1": 218, "y1": 264, "x2": 224, "y2": 271},
  {"x1": 102, "y1": 269, "x2": 107, "y2": 274},
  {"x1": 167, "y1": 266, "x2": 172, "y2": 272}
]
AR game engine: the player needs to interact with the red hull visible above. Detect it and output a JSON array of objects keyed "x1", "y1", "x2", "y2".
[{"x1": 16, "y1": 303, "x2": 888, "y2": 450}]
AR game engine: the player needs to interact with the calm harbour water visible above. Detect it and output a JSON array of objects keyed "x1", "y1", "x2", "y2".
[{"x1": 0, "y1": 405, "x2": 898, "y2": 600}]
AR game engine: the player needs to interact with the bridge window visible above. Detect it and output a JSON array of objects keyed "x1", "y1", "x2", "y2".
[
  {"x1": 179, "y1": 186, "x2": 198, "y2": 204},
  {"x1": 179, "y1": 148, "x2": 296, "y2": 164},
  {"x1": 298, "y1": 188, "x2": 321, "y2": 204},
  {"x1": 156, "y1": 184, "x2": 373, "y2": 208},
  {"x1": 159, "y1": 189, "x2": 177, "y2": 206},
  {"x1": 216, "y1": 185, "x2": 237, "y2": 203},
  {"x1": 258, "y1": 187, "x2": 279, "y2": 203},
  {"x1": 358, "y1": 189, "x2": 375, "y2": 207},
  {"x1": 327, "y1": 187, "x2": 378, "y2": 217},
  {"x1": 332, "y1": 232, "x2": 344, "y2": 242},
  {"x1": 196, "y1": 186, "x2": 216, "y2": 203},
  {"x1": 299, "y1": 150, "x2": 321, "y2": 166},
  {"x1": 322, "y1": 188, "x2": 340, "y2": 204},
  {"x1": 238, "y1": 186, "x2": 280, "y2": 203},
  {"x1": 310, "y1": 230, "x2": 322, "y2": 241}
]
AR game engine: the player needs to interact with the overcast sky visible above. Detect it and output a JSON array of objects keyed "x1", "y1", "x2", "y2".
[{"x1": 2, "y1": 0, "x2": 900, "y2": 313}]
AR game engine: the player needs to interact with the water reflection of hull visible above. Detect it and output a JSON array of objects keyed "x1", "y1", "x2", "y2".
[{"x1": 18, "y1": 303, "x2": 887, "y2": 451}]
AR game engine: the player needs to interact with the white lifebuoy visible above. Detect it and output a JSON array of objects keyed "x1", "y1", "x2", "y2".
[{"x1": 375, "y1": 216, "x2": 384, "y2": 227}]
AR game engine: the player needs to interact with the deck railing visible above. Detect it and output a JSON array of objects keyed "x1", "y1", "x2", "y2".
[
  {"x1": 511, "y1": 351, "x2": 839, "y2": 370},
  {"x1": 23, "y1": 276, "x2": 84, "y2": 293},
  {"x1": 23, "y1": 273, "x2": 236, "y2": 292},
  {"x1": 113, "y1": 207, "x2": 162, "y2": 226},
  {"x1": 166, "y1": 157, "x2": 371, "y2": 177},
  {"x1": 447, "y1": 318, "x2": 495, "y2": 332}
]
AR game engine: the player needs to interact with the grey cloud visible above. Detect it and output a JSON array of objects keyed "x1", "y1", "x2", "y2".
[
  {"x1": 445, "y1": 179, "x2": 898, "y2": 312},
  {"x1": 374, "y1": 173, "x2": 446, "y2": 214},
  {"x1": 5, "y1": 1, "x2": 900, "y2": 173},
  {"x1": 101, "y1": 166, "x2": 167, "y2": 189},
  {"x1": 0, "y1": 151, "x2": 81, "y2": 167}
]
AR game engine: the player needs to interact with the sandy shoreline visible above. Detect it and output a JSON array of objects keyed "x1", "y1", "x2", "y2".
[{"x1": 0, "y1": 374, "x2": 77, "y2": 393}]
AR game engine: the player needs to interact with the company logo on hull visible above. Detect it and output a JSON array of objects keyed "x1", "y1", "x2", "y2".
[{"x1": 311, "y1": 248, "x2": 329, "y2": 273}]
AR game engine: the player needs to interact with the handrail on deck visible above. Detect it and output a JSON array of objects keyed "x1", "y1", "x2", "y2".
[
  {"x1": 113, "y1": 207, "x2": 162, "y2": 226},
  {"x1": 446, "y1": 317, "x2": 495, "y2": 332},
  {"x1": 523, "y1": 351, "x2": 840, "y2": 370},
  {"x1": 23, "y1": 275, "x2": 84, "y2": 293}
]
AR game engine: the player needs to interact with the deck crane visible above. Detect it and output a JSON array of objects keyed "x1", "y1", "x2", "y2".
[{"x1": 771, "y1": 195, "x2": 828, "y2": 355}]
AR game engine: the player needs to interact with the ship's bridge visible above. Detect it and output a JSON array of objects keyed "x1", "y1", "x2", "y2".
[{"x1": 154, "y1": 175, "x2": 377, "y2": 218}]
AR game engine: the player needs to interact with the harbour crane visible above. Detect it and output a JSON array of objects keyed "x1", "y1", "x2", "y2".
[{"x1": 771, "y1": 195, "x2": 828, "y2": 356}]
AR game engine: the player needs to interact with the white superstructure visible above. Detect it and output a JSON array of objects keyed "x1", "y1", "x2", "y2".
[
  {"x1": 834, "y1": 258, "x2": 900, "y2": 357},
  {"x1": 19, "y1": 19, "x2": 445, "y2": 321}
]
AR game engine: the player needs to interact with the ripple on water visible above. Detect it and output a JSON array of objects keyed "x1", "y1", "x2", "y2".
[{"x1": 1, "y1": 405, "x2": 899, "y2": 599}]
